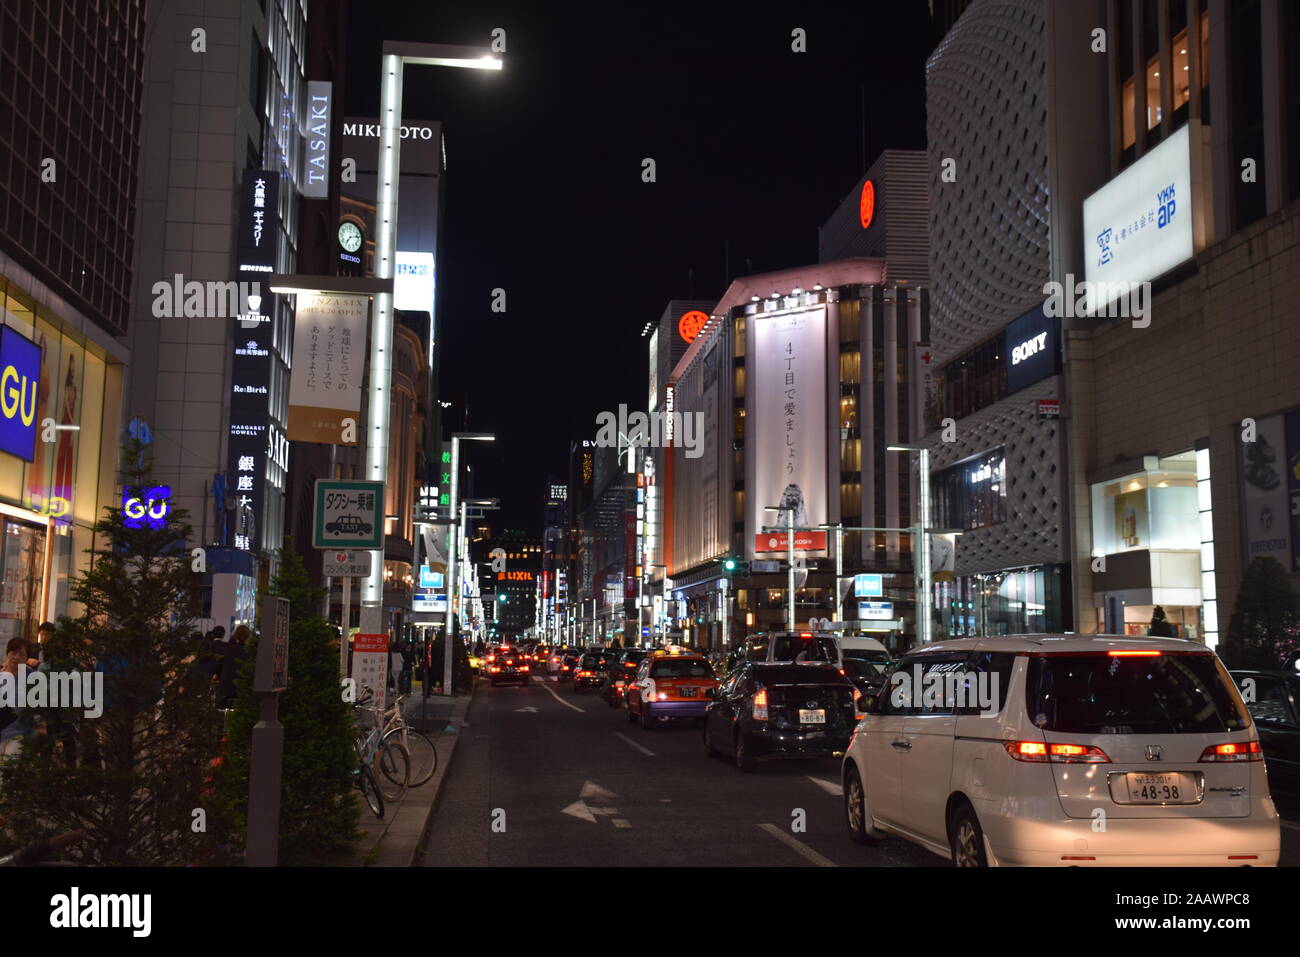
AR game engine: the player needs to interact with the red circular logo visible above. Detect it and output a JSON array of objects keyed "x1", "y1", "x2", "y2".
[
  {"x1": 859, "y1": 179, "x2": 875, "y2": 229},
  {"x1": 678, "y1": 310, "x2": 709, "y2": 343},
  {"x1": 336, "y1": 552, "x2": 347, "y2": 562}
]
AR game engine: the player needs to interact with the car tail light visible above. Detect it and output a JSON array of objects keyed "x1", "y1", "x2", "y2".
[
  {"x1": 489, "y1": 667, "x2": 501, "y2": 674},
  {"x1": 753, "y1": 688, "x2": 769, "y2": 721},
  {"x1": 487, "y1": 655, "x2": 496, "y2": 663},
  {"x1": 1003, "y1": 741, "x2": 1111, "y2": 763},
  {"x1": 561, "y1": 665, "x2": 570, "y2": 672},
  {"x1": 799, "y1": 633, "x2": 812, "y2": 638},
  {"x1": 657, "y1": 692, "x2": 668, "y2": 700},
  {"x1": 1108, "y1": 650, "x2": 1161, "y2": 657},
  {"x1": 505, "y1": 659, "x2": 514, "y2": 665},
  {"x1": 1198, "y1": 741, "x2": 1262, "y2": 762},
  {"x1": 853, "y1": 687, "x2": 862, "y2": 703},
  {"x1": 521, "y1": 665, "x2": 530, "y2": 672}
]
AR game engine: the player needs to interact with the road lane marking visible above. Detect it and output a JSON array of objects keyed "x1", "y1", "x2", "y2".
[
  {"x1": 561, "y1": 800, "x2": 597, "y2": 823},
  {"x1": 807, "y1": 776, "x2": 842, "y2": 797},
  {"x1": 533, "y1": 675, "x2": 584, "y2": 712},
  {"x1": 614, "y1": 732, "x2": 655, "y2": 756},
  {"x1": 514, "y1": 707, "x2": 539, "y2": 713},
  {"x1": 758, "y1": 823, "x2": 838, "y2": 867}
]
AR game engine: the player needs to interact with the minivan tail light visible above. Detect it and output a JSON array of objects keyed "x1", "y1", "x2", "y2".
[
  {"x1": 753, "y1": 688, "x2": 769, "y2": 721},
  {"x1": 1003, "y1": 741, "x2": 1111, "y2": 763},
  {"x1": 1198, "y1": 741, "x2": 1262, "y2": 762},
  {"x1": 1108, "y1": 650, "x2": 1161, "y2": 657}
]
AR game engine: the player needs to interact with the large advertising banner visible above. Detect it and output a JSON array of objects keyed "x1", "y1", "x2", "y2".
[
  {"x1": 287, "y1": 293, "x2": 368, "y2": 444},
  {"x1": 749, "y1": 308, "x2": 827, "y2": 555},
  {"x1": 1240, "y1": 414, "x2": 1291, "y2": 567}
]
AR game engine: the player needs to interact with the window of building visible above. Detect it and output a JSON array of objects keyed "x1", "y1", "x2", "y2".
[
  {"x1": 1230, "y1": 0, "x2": 1265, "y2": 228},
  {"x1": 936, "y1": 335, "x2": 1007, "y2": 422},
  {"x1": 932, "y1": 449, "x2": 1007, "y2": 531},
  {"x1": 1089, "y1": 454, "x2": 1199, "y2": 557}
]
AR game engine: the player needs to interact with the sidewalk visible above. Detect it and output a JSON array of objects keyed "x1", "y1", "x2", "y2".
[{"x1": 349, "y1": 680, "x2": 478, "y2": 867}]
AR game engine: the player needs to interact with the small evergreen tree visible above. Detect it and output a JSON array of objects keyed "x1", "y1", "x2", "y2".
[
  {"x1": 0, "y1": 437, "x2": 221, "y2": 865},
  {"x1": 1221, "y1": 557, "x2": 1300, "y2": 669},
  {"x1": 1148, "y1": 605, "x2": 1176, "y2": 638},
  {"x1": 215, "y1": 542, "x2": 359, "y2": 864}
]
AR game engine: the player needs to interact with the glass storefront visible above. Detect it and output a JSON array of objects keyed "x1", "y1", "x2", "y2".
[
  {"x1": 0, "y1": 278, "x2": 121, "y2": 639},
  {"x1": 932, "y1": 448, "x2": 1007, "y2": 531},
  {"x1": 934, "y1": 564, "x2": 1065, "y2": 638}
]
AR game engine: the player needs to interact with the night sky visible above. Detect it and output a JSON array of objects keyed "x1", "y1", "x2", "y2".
[{"x1": 344, "y1": 0, "x2": 933, "y2": 532}]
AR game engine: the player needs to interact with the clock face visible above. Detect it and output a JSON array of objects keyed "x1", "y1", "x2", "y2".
[{"x1": 338, "y1": 221, "x2": 363, "y2": 253}]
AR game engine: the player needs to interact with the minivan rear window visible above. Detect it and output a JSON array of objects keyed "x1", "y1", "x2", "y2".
[
  {"x1": 1026, "y1": 653, "x2": 1250, "y2": 734},
  {"x1": 753, "y1": 664, "x2": 847, "y2": 685},
  {"x1": 770, "y1": 636, "x2": 838, "y2": 663},
  {"x1": 651, "y1": 659, "x2": 712, "y2": 678}
]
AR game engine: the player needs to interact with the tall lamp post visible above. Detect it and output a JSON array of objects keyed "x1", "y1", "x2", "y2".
[
  {"x1": 444, "y1": 435, "x2": 495, "y2": 693},
  {"x1": 887, "y1": 444, "x2": 933, "y2": 647},
  {"x1": 364, "y1": 42, "x2": 501, "y2": 632}
]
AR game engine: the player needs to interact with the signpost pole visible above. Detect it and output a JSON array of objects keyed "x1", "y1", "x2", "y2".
[
  {"x1": 340, "y1": 573, "x2": 351, "y2": 678},
  {"x1": 834, "y1": 523, "x2": 844, "y2": 627},
  {"x1": 246, "y1": 595, "x2": 290, "y2": 867},
  {"x1": 786, "y1": 508, "x2": 795, "y2": 630}
]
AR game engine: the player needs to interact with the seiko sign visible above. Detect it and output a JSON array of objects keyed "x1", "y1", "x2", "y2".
[
  {"x1": 301, "y1": 81, "x2": 331, "y2": 200},
  {"x1": 342, "y1": 122, "x2": 435, "y2": 140},
  {"x1": 1003, "y1": 305, "x2": 1058, "y2": 394}
]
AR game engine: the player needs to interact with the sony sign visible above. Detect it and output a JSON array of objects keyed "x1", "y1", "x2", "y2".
[
  {"x1": 301, "y1": 81, "x2": 332, "y2": 199},
  {"x1": 1004, "y1": 305, "x2": 1058, "y2": 394},
  {"x1": 1011, "y1": 332, "x2": 1047, "y2": 365}
]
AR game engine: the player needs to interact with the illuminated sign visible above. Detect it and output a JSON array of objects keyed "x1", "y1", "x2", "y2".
[
  {"x1": 122, "y1": 485, "x2": 172, "y2": 529},
  {"x1": 0, "y1": 327, "x2": 40, "y2": 461},
  {"x1": 1083, "y1": 123, "x2": 1194, "y2": 299},
  {"x1": 497, "y1": 570, "x2": 535, "y2": 582},
  {"x1": 1004, "y1": 306, "x2": 1059, "y2": 393},
  {"x1": 678, "y1": 310, "x2": 708, "y2": 344},
  {"x1": 853, "y1": 573, "x2": 883, "y2": 597},
  {"x1": 236, "y1": 170, "x2": 280, "y2": 274},
  {"x1": 301, "y1": 81, "x2": 332, "y2": 199},
  {"x1": 394, "y1": 251, "x2": 435, "y2": 313},
  {"x1": 859, "y1": 600, "x2": 894, "y2": 621},
  {"x1": 859, "y1": 180, "x2": 875, "y2": 229}
]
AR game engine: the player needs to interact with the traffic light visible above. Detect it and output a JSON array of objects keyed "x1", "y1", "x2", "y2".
[
  {"x1": 722, "y1": 557, "x2": 749, "y2": 577},
  {"x1": 498, "y1": 593, "x2": 508, "y2": 603}
]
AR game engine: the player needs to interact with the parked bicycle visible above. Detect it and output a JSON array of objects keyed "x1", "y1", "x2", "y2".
[
  {"x1": 354, "y1": 691, "x2": 410, "y2": 807},
  {"x1": 381, "y1": 694, "x2": 438, "y2": 788}
]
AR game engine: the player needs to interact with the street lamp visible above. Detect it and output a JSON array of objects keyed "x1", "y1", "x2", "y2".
[
  {"x1": 887, "y1": 444, "x2": 933, "y2": 648},
  {"x1": 446, "y1": 489, "x2": 497, "y2": 694},
  {"x1": 369, "y1": 41, "x2": 501, "y2": 630}
]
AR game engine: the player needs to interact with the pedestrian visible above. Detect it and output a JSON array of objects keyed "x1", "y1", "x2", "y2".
[
  {"x1": 217, "y1": 625, "x2": 250, "y2": 709},
  {"x1": 33, "y1": 621, "x2": 56, "y2": 666},
  {"x1": 0, "y1": 638, "x2": 44, "y2": 757}
]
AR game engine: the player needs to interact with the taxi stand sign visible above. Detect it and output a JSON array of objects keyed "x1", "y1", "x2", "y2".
[{"x1": 313, "y1": 479, "x2": 385, "y2": 549}]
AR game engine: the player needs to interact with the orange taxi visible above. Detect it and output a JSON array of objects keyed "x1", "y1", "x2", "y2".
[{"x1": 625, "y1": 649, "x2": 718, "y2": 730}]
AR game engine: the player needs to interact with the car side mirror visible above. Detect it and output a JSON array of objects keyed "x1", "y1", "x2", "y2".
[{"x1": 856, "y1": 693, "x2": 872, "y2": 713}]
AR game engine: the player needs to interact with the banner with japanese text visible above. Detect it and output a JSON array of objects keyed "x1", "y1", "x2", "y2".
[{"x1": 287, "y1": 293, "x2": 368, "y2": 444}]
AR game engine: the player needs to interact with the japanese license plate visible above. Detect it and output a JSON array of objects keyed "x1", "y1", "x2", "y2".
[
  {"x1": 678, "y1": 687, "x2": 698, "y2": 697},
  {"x1": 799, "y1": 709, "x2": 826, "y2": 724},
  {"x1": 1120, "y1": 772, "x2": 1199, "y2": 804}
]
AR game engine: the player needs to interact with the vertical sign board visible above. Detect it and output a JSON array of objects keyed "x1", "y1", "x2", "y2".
[
  {"x1": 313, "y1": 479, "x2": 385, "y2": 550},
  {"x1": 254, "y1": 595, "x2": 290, "y2": 693},
  {"x1": 352, "y1": 633, "x2": 389, "y2": 715},
  {"x1": 749, "y1": 307, "x2": 828, "y2": 554},
  {"x1": 286, "y1": 293, "x2": 368, "y2": 444},
  {"x1": 301, "y1": 81, "x2": 332, "y2": 199},
  {"x1": 0, "y1": 327, "x2": 41, "y2": 461},
  {"x1": 1240, "y1": 414, "x2": 1291, "y2": 568},
  {"x1": 227, "y1": 170, "x2": 283, "y2": 555}
]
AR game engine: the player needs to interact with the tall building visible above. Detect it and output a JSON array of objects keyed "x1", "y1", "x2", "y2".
[
  {"x1": 921, "y1": 0, "x2": 1109, "y2": 639},
  {"x1": 0, "y1": 1, "x2": 144, "y2": 638},
  {"x1": 1067, "y1": 0, "x2": 1300, "y2": 645}
]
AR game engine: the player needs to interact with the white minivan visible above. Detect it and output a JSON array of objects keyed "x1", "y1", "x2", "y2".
[{"x1": 841, "y1": 635, "x2": 1281, "y2": 866}]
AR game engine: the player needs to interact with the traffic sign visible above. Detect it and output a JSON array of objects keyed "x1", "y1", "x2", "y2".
[
  {"x1": 853, "y1": 573, "x2": 884, "y2": 598},
  {"x1": 313, "y1": 479, "x2": 384, "y2": 549},
  {"x1": 323, "y1": 550, "x2": 372, "y2": 577}
]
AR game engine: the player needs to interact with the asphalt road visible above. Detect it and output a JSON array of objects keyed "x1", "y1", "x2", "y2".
[{"x1": 421, "y1": 675, "x2": 1300, "y2": 868}]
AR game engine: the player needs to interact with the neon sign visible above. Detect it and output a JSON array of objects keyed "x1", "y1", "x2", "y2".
[
  {"x1": 123, "y1": 486, "x2": 172, "y2": 528},
  {"x1": 678, "y1": 310, "x2": 708, "y2": 344},
  {"x1": 859, "y1": 179, "x2": 875, "y2": 229},
  {"x1": 0, "y1": 327, "x2": 40, "y2": 462}
]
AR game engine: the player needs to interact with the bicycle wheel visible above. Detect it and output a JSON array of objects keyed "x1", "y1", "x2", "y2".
[
  {"x1": 386, "y1": 727, "x2": 438, "y2": 787},
  {"x1": 374, "y1": 739, "x2": 410, "y2": 804},
  {"x1": 358, "y1": 764, "x2": 385, "y2": 819}
]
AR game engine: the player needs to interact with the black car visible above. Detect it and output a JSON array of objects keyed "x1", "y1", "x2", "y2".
[
  {"x1": 842, "y1": 657, "x2": 888, "y2": 697},
  {"x1": 602, "y1": 649, "x2": 648, "y2": 707},
  {"x1": 572, "y1": 653, "x2": 606, "y2": 692},
  {"x1": 1230, "y1": 669, "x2": 1300, "y2": 802},
  {"x1": 703, "y1": 661, "x2": 857, "y2": 772},
  {"x1": 487, "y1": 647, "x2": 531, "y2": 686},
  {"x1": 556, "y1": 651, "x2": 582, "y2": 682}
]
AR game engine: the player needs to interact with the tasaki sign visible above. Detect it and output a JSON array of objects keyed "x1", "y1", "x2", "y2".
[{"x1": 0, "y1": 327, "x2": 41, "y2": 461}]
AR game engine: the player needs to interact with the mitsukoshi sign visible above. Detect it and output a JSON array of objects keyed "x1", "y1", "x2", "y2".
[{"x1": 749, "y1": 307, "x2": 827, "y2": 554}]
